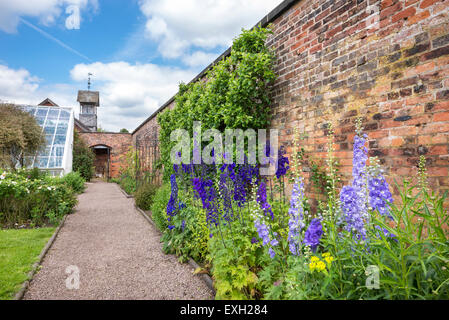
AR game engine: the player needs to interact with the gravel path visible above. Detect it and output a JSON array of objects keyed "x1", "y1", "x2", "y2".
[{"x1": 24, "y1": 181, "x2": 213, "y2": 300}]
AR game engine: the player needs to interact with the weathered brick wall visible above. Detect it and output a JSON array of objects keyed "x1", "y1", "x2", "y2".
[
  {"x1": 79, "y1": 132, "x2": 132, "y2": 178},
  {"x1": 267, "y1": 0, "x2": 449, "y2": 205},
  {"x1": 132, "y1": 0, "x2": 449, "y2": 205}
]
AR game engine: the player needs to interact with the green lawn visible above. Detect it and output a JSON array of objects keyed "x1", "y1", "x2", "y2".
[{"x1": 0, "y1": 228, "x2": 55, "y2": 300}]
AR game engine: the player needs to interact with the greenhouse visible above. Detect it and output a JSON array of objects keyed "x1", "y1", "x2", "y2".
[{"x1": 22, "y1": 105, "x2": 74, "y2": 176}]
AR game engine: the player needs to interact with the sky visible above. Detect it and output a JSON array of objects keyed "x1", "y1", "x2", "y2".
[{"x1": 0, "y1": 0, "x2": 283, "y2": 132}]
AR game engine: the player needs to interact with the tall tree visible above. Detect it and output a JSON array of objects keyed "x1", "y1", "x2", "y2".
[{"x1": 0, "y1": 104, "x2": 45, "y2": 169}]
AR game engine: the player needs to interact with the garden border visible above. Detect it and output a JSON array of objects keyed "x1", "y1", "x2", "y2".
[
  {"x1": 14, "y1": 214, "x2": 68, "y2": 300},
  {"x1": 115, "y1": 183, "x2": 134, "y2": 198},
  {"x1": 133, "y1": 204, "x2": 216, "y2": 295}
]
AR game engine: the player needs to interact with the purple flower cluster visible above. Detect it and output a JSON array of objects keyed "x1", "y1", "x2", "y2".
[
  {"x1": 340, "y1": 133, "x2": 369, "y2": 240},
  {"x1": 368, "y1": 174, "x2": 393, "y2": 219},
  {"x1": 256, "y1": 181, "x2": 274, "y2": 220},
  {"x1": 276, "y1": 146, "x2": 290, "y2": 179},
  {"x1": 254, "y1": 219, "x2": 278, "y2": 258},
  {"x1": 288, "y1": 177, "x2": 306, "y2": 255},
  {"x1": 303, "y1": 218, "x2": 323, "y2": 252},
  {"x1": 166, "y1": 174, "x2": 178, "y2": 229},
  {"x1": 340, "y1": 185, "x2": 367, "y2": 240}
]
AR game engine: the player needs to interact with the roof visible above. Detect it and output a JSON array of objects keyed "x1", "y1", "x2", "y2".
[
  {"x1": 74, "y1": 118, "x2": 91, "y2": 132},
  {"x1": 77, "y1": 90, "x2": 100, "y2": 106},
  {"x1": 38, "y1": 98, "x2": 59, "y2": 107},
  {"x1": 132, "y1": 0, "x2": 297, "y2": 135}
]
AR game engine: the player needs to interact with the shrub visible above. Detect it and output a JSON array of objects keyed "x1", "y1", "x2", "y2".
[
  {"x1": 61, "y1": 171, "x2": 86, "y2": 194},
  {"x1": 0, "y1": 170, "x2": 77, "y2": 227},
  {"x1": 135, "y1": 182, "x2": 158, "y2": 210},
  {"x1": 0, "y1": 104, "x2": 45, "y2": 169},
  {"x1": 72, "y1": 131, "x2": 94, "y2": 181},
  {"x1": 150, "y1": 184, "x2": 171, "y2": 231}
]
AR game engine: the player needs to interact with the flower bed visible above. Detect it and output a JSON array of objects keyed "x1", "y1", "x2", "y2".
[
  {"x1": 153, "y1": 122, "x2": 449, "y2": 300},
  {"x1": 0, "y1": 169, "x2": 80, "y2": 228}
]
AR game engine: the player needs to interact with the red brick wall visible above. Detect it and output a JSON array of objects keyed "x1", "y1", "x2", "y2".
[
  {"x1": 267, "y1": 0, "x2": 449, "y2": 205},
  {"x1": 79, "y1": 132, "x2": 132, "y2": 178},
  {"x1": 132, "y1": 0, "x2": 449, "y2": 205}
]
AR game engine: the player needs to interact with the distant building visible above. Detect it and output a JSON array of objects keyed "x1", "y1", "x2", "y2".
[
  {"x1": 77, "y1": 90, "x2": 100, "y2": 132},
  {"x1": 74, "y1": 89, "x2": 131, "y2": 180},
  {"x1": 19, "y1": 99, "x2": 75, "y2": 176}
]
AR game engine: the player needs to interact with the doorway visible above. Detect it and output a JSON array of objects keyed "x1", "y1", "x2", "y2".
[{"x1": 91, "y1": 145, "x2": 111, "y2": 180}]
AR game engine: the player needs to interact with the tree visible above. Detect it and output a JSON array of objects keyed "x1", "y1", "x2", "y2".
[
  {"x1": 0, "y1": 103, "x2": 45, "y2": 169},
  {"x1": 72, "y1": 130, "x2": 95, "y2": 181},
  {"x1": 120, "y1": 128, "x2": 129, "y2": 133}
]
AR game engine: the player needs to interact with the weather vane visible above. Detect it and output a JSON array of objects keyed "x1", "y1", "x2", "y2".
[{"x1": 87, "y1": 72, "x2": 93, "y2": 90}]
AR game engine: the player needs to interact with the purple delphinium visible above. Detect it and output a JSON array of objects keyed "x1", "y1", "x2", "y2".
[
  {"x1": 340, "y1": 132, "x2": 369, "y2": 241},
  {"x1": 340, "y1": 185, "x2": 367, "y2": 240},
  {"x1": 303, "y1": 218, "x2": 323, "y2": 252},
  {"x1": 288, "y1": 177, "x2": 306, "y2": 255},
  {"x1": 166, "y1": 174, "x2": 178, "y2": 229},
  {"x1": 368, "y1": 173, "x2": 393, "y2": 219},
  {"x1": 276, "y1": 146, "x2": 290, "y2": 179},
  {"x1": 256, "y1": 181, "x2": 274, "y2": 220},
  {"x1": 219, "y1": 173, "x2": 233, "y2": 221}
]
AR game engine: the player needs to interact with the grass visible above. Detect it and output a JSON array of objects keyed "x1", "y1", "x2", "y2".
[{"x1": 0, "y1": 228, "x2": 55, "y2": 300}]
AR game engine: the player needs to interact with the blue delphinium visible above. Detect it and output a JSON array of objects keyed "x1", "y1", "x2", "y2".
[
  {"x1": 340, "y1": 185, "x2": 367, "y2": 240},
  {"x1": 276, "y1": 146, "x2": 290, "y2": 179},
  {"x1": 256, "y1": 181, "x2": 274, "y2": 220},
  {"x1": 340, "y1": 131, "x2": 369, "y2": 240},
  {"x1": 166, "y1": 174, "x2": 178, "y2": 229},
  {"x1": 368, "y1": 173, "x2": 393, "y2": 219},
  {"x1": 288, "y1": 177, "x2": 306, "y2": 255},
  {"x1": 303, "y1": 218, "x2": 323, "y2": 252},
  {"x1": 219, "y1": 173, "x2": 233, "y2": 221}
]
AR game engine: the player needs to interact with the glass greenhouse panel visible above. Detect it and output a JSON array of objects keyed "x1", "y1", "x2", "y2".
[{"x1": 17, "y1": 105, "x2": 74, "y2": 176}]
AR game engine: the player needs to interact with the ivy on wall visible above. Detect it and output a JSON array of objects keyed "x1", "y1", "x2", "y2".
[{"x1": 157, "y1": 26, "x2": 277, "y2": 179}]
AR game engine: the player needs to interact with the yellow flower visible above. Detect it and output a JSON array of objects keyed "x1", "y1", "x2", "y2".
[
  {"x1": 316, "y1": 261, "x2": 326, "y2": 271},
  {"x1": 310, "y1": 256, "x2": 320, "y2": 262}
]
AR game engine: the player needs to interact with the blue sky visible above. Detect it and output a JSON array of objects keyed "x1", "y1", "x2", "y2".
[{"x1": 0, "y1": 0, "x2": 282, "y2": 131}]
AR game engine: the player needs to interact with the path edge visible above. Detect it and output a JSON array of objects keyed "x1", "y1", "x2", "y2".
[
  {"x1": 14, "y1": 214, "x2": 68, "y2": 300},
  {"x1": 114, "y1": 182, "x2": 134, "y2": 198},
  {"x1": 133, "y1": 204, "x2": 216, "y2": 295}
]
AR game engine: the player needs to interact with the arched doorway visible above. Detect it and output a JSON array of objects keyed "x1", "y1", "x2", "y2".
[{"x1": 91, "y1": 144, "x2": 111, "y2": 180}]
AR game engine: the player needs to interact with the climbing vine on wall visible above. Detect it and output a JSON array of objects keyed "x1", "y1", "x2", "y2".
[{"x1": 157, "y1": 26, "x2": 277, "y2": 179}]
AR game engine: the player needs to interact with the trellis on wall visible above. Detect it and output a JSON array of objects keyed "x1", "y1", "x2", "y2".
[{"x1": 135, "y1": 126, "x2": 161, "y2": 187}]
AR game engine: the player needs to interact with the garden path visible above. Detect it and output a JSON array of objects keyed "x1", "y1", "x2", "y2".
[{"x1": 23, "y1": 181, "x2": 213, "y2": 300}]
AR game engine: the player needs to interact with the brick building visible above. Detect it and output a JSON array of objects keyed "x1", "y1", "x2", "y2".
[
  {"x1": 75, "y1": 90, "x2": 132, "y2": 179},
  {"x1": 131, "y1": 0, "x2": 449, "y2": 204}
]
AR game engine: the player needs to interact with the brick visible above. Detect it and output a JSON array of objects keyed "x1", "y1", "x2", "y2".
[
  {"x1": 433, "y1": 34, "x2": 449, "y2": 49},
  {"x1": 420, "y1": 0, "x2": 439, "y2": 9},
  {"x1": 421, "y1": 45, "x2": 449, "y2": 61},
  {"x1": 437, "y1": 90, "x2": 449, "y2": 100},
  {"x1": 433, "y1": 112, "x2": 449, "y2": 122},
  {"x1": 407, "y1": 10, "x2": 430, "y2": 25},
  {"x1": 392, "y1": 7, "x2": 416, "y2": 23}
]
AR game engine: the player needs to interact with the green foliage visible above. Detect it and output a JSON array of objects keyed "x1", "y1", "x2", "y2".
[
  {"x1": 208, "y1": 207, "x2": 264, "y2": 300},
  {"x1": 157, "y1": 26, "x2": 276, "y2": 180},
  {"x1": 114, "y1": 146, "x2": 138, "y2": 194},
  {"x1": 0, "y1": 169, "x2": 78, "y2": 227},
  {"x1": 162, "y1": 202, "x2": 209, "y2": 263},
  {"x1": 0, "y1": 104, "x2": 45, "y2": 169},
  {"x1": 135, "y1": 182, "x2": 158, "y2": 210},
  {"x1": 119, "y1": 128, "x2": 129, "y2": 133},
  {"x1": 150, "y1": 183, "x2": 171, "y2": 231},
  {"x1": 0, "y1": 227, "x2": 56, "y2": 299},
  {"x1": 61, "y1": 171, "x2": 86, "y2": 194},
  {"x1": 72, "y1": 131, "x2": 94, "y2": 181}
]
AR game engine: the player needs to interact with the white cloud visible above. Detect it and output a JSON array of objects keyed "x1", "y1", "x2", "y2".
[
  {"x1": 70, "y1": 61, "x2": 196, "y2": 131},
  {"x1": 138, "y1": 0, "x2": 283, "y2": 59},
  {"x1": 0, "y1": 62, "x2": 196, "y2": 132},
  {"x1": 182, "y1": 51, "x2": 220, "y2": 68},
  {"x1": 0, "y1": 0, "x2": 97, "y2": 33},
  {"x1": 0, "y1": 65, "x2": 41, "y2": 102}
]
